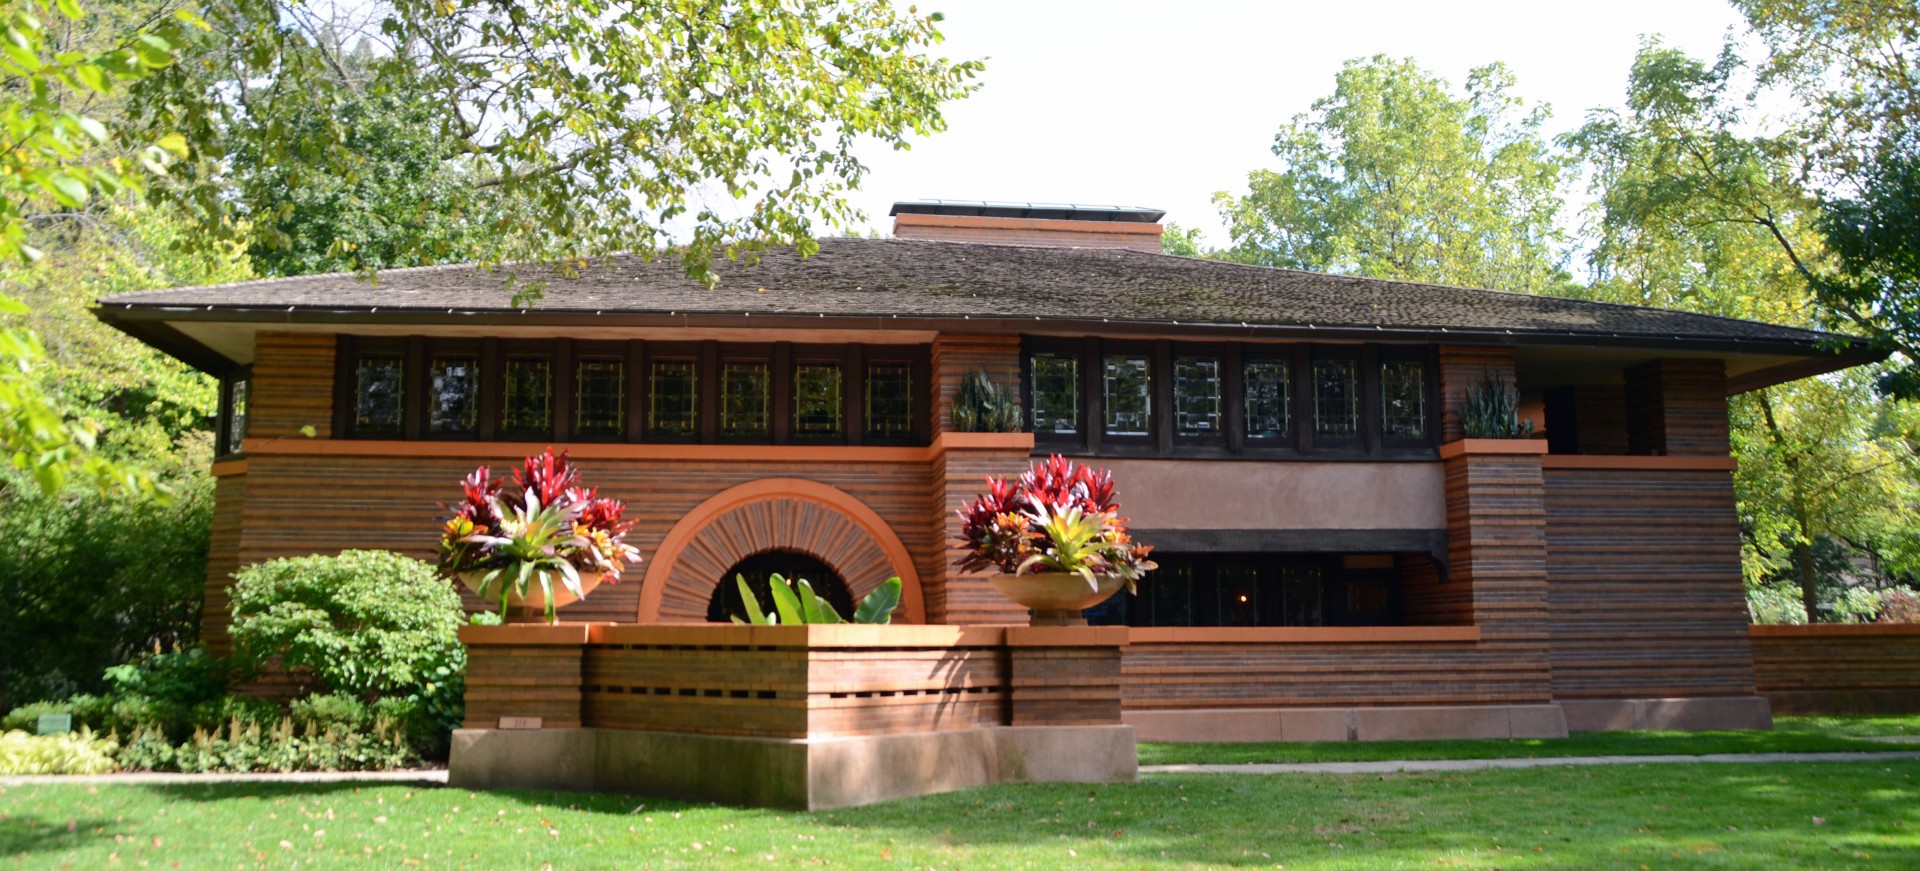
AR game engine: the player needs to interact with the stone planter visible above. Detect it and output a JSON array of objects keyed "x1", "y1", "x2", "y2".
[
  {"x1": 988, "y1": 571, "x2": 1126, "y2": 626},
  {"x1": 460, "y1": 569, "x2": 602, "y2": 619}
]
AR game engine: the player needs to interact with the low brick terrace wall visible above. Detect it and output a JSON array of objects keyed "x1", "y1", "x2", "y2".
[
  {"x1": 1751, "y1": 624, "x2": 1920, "y2": 714},
  {"x1": 460, "y1": 623, "x2": 1126, "y2": 737}
]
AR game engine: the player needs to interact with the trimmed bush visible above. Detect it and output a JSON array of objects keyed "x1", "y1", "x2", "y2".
[
  {"x1": 0, "y1": 729, "x2": 118, "y2": 775},
  {"x1": 230, "y1": 550, "x2": 464, "y2": 698}
]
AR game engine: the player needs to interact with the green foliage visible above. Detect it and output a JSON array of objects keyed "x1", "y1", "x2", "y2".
[
  {"x1": 0, "y1": 469, "x2": 212, "y2": 709},
  {"x1": 1014, "y1": 504, "x2": 1145, "y2": 593},
  {"x1": 730, "y1": 574, "x2": 900, "y2": 625},
  {"x1": 0, "y1": 0, "x2": 200, "y2": 497},
  {"x1": 228, "y1": 550, "x2": 465, "y2": 714},
  {"x1": 950, "y1": 367, "x2": 1022, "y2": 433},
  {"x1": 1747, "y1": 582, "x2": 1809, "y2": 624},
  {"x1": 114, "y1": 714, "x2": 414, "y2": 773},
  {"x1": 1159, "y1": 222, "x2": 1206, "y2": 257},
  {"x1": 128, "y1": 0, "x2": 983, "y2": 299},
  {"x1": 1818, "y1": 139, "x2": 1920, "y2": 397},
  {"x1": 1215, "y1": 55, "x2": 1573, "y2": 294},
  {"x1": 1457, "y1": 369, "x2": 1534, "y2": 440},
  {"x1": 0, "y1": 728, "x2": 117, "y2": 775},
  {"x1": 456, "y1": 492, "x2": 592, "y2": 625}
]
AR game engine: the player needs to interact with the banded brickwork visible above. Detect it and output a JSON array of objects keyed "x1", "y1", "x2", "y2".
[
  {"x1": 1121, "y1": 633, "x2": 1534, "y2": 709},
  {"x1": 1437, "y1": 345, "x2": 1517, "y2": 443},
  {"x1": 1400, "y1": 553, "x2": 1470, "y2": 626},
  {"x1": 930, "y1": 333, "x2": 1022, "y2": 436},
  {"x1": 231, "y1": 449, "x2": 941, "y2": 626},
  {"x1": 927, "y1": 436, "x2": 1035, "y2": 625},
  {"x1": 201, "y1": 469, "x2": 248, "y2": 655},
  {"x1": 461, "y1": 624, "x2": 1128, "y2": 739},
  {"x1": 461, "y1": 625, "x2": 587, "y2": 729},
  {"x1": 1544, "y1": 466, "x2": 1755, "y2": 699},
  {"x1": 248, "y1": 332, "x2": 335, "y2": 439},
  {"x1": 583, "y1": 625, "x2": 1007, "y2": 738},
  {"x1": 1751, "y1": 624, "x2": 1920, "y2": 714},
  {"x1": 1625, "y1": 359, "x2": 1730, "y2": 456}
]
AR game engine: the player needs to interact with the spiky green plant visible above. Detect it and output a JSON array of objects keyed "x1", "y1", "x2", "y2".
[
  {"x1": 1459, "y1": 369, "x2": 1535, "y2": 439},
  {"x1": 459, "y1": 490, "x2": 590, "y2": 624},
  {"x1": 731, "y1": 573, "x2": 902, "y2": 625},
  {"x1": 950, "y1": 367, "x2": 1023, "y2": 433}
]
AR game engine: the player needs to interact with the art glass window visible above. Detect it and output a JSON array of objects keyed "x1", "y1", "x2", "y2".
[
  {"x1": 1103, "y1": 355, "x2": 1151, "y2": 436},
  {"x1": 864, "y1": 364, "x2": 913, "y2": 439},
  {"x1": 502, "y1": 356, "x2": 553, "y2": 435},
  {"x1": 1029, "y1": 353, "x2": 1079, "y2": 435},
  {"x1": 1244, "y1": 359, "x2": 1290, "y2": 440},
  {"x1": 1173, "y1": 356, "x2": 1220, "y2": 435},
  {"x1": 353, "y1": 355, "x2": 404, "y2": 434},
  {"x1": 575, "y1": 358, "x2": 625, "y2": 436},
  {"x1": 225, "y1": 378, "x2": 249, "y2": 451},
  {"x1": 721, "y1": 362, "x2": 770, "y2": 437},
  {"x1": 1380, "y1": 360, "x2": 1426, "y2": 439},
  {"x1": 1312, "y1": 359, "x2": 1358, "y2": 438},
  {"x1": 793, "y1": 364, "x2": 843, "y2": 436},
  {"x1": 648, "y1": 359, "x2": 698, "y2": 436},
  {"x1": 428, "y1": 356, "x2": 479, "y2": 435}
]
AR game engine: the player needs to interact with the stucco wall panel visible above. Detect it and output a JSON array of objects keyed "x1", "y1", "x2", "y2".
[{"x1": 1099, "y1": 460, "x2": 1444, "y2": 530}]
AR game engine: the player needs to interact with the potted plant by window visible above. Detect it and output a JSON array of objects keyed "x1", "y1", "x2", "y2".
[
  {"x1": 437, "y1": 449, "x2": 640, "y2": 623},
  {"x1": 955, "y1": 455, "x2": 1156, "y2": 625}
]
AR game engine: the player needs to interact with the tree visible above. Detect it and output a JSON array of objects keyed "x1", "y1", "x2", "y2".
[
  {"x1": 0, "y1": 0, "x2": 198, "y2": 494},
  {"x1": 129, "y1": 0, "x2": 983, "y2": 297},
  {"x1": 1214, "y1": 55, "x2": 1573, "y2": 293},
  {"x1": 1160, "y1": 221, "x2": 1205, "y2": 258}
]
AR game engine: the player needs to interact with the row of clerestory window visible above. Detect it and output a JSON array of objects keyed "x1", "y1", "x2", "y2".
[
  {"x1": 331, "y1": 337, "x2": 926, "y2": 445},
  {"x1": 1024, "y1": 341, "x2": 1434, "y2": 456}
]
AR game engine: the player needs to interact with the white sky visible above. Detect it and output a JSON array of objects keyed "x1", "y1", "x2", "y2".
[{"x1": 845, "y1": 0, "x2": 1745, "y2": 247}]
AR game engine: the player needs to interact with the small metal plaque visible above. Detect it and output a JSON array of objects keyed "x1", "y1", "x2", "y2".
[
  {"x1": 35, "y1": 713, "x2": 72, "y2": 735},
  {"x1": 498, "y1": 716, "x2": 544, "y2": 730}
]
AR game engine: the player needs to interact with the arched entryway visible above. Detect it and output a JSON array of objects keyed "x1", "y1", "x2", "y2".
[
  {"x1": 636, "y1": 478, "x2": 926, "y2": 623},
  {"x1": 705, "y1": 549, "x2": 854, "y2": 623}
]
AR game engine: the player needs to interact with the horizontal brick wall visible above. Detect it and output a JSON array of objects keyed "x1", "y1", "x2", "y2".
[
  {"x1": 462, "y1": 624, "x2": 1127, "y2": 739},
  {"x1": 1545, "y1": 467, "x2": 1755, "y2": 699},
  {"x1": 1751, "y1": 625, "x2": 1920, "y2": 714}
]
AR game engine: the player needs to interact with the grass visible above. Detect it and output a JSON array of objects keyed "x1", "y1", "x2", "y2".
[
  {"x1": 1139, "y1": 714, "x2": 1920, "y2": 766},
  {"x1": 4, "y1": 761, "x2": 1919, "y2": 868}
]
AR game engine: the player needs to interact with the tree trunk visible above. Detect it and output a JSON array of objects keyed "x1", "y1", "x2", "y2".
[{"x1": 1795, "y1": 537, "x2": 1820, "y2": 623}]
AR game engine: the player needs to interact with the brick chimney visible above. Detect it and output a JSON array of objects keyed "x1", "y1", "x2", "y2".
[{"x1": 890, "y1": 200, "x2": 1165, "y2": 253}]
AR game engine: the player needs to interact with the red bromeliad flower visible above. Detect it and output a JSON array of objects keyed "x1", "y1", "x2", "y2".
[
  {"x1": 954, "y1": 455, "x2": 1154, "y2": 587},
  {"x1": 438, "y1": 448, "x2": 640, "y2": 582}
]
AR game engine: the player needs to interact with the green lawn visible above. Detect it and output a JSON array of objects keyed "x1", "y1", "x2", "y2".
[
  {"x1": 4, "y1": 761, "x2": 1919, "y2": 868},
  {"x1": 1140, "y1": 714, "x2": 1920, "y2": 766}
]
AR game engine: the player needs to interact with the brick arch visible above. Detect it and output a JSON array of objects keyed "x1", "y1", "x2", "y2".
[{"x1": 636, "y1": 478, "x2": 926, "y2": 623}]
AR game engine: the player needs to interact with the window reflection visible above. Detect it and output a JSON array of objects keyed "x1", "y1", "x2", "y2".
[
  {"x1": 793, "y1": 364, "x2": 843, "y2": 436},
  {"x1": 648, "y1": 359, "x2": 698, "y2": 436},
  {"x1": 721, "y1": 362, "x2": 770, "y2": 437},
  {"x1": 1312, "y1": 359, "x2": 1358, "y2": 438},
  {"x1": 502, "y1": 357, "x2": 552, "y2": 435},
  {"x1": 1103, "y1": 355, "x2": 1151, "y2": 436},
  {"x1": 1029, "y1": 353, "x2": 1079, "y2": 435},
  {"x1": 354, "y1": 355, "x2": 404, "y2": 434},
  {"x1": 1380, "y1": 360, "x2": 1426, "y2": 439},
  {"x1": 429, "y1": 356, "x2": 479, "y2": 435},
  {"x1": 864, "y1": 364, "x2": 913, "y2": 439},
  {"x1": 575, "y1": 358, "x2": 625, "y2": 436},
  {"x1": 1173, "y1": 357, "x2": 1220, "y2": 435},
  {"x1": 1244, "y1": 359, "x2": 1290, "y2": 440}
]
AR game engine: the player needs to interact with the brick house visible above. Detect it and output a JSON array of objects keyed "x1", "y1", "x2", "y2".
[{"x1": 96, "y1": 201, "x2": 1878, "y2": 740}]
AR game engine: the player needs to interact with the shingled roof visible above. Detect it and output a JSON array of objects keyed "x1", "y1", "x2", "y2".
[{"x1": 100, "y1": 237, "x2": 1860, "y2": 353}]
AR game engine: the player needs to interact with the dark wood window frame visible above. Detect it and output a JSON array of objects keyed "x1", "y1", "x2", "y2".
[
  {"x1": 215, "y1": 366, "x2": 254, "y2": 458},
  {"x1": 1020, "y1": 338, "x2": 1438, "y2": 460},
  {"x1": 332, "y1": 336, "x2": 929, "y2": 447}
]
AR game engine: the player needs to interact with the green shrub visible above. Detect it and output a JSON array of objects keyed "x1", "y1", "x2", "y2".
[
  {"x1": 1459, "y1": 369, "x2": 1534, "y2": 439},
  {"x1": 0, "y1": 471, "x2": 213, "y2": 710},
  {"x1": 230, "y1": 550, "x2": 464, "y2": 698},
  {"x1": 289, "y1": 692, "x2": 369, "y2": 732},
  {"x1": 230, "y1": 550, "x2": 465, "y2": 758},
  {"x1": 0, "y1": 729, "x2": 118, "y2": 775},
  {"x1": 951, "y1": 367, "x2": 1022, "y2": 433}
]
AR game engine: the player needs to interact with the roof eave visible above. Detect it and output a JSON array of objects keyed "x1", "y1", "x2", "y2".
[{"x1": 97, "y1": 303, "x2": 1872, "y2": 364}]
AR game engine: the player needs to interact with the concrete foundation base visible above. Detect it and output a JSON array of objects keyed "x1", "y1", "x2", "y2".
[
  {"x1": 1123, "y1": 704, "x2": 1569, "y2": 743},
  {"x1": 1762, "y1": 689, "x2": 1920, "y2": 716},
  {"x1": 448, "y1": 725, "x2": 1137, "y2": 810},
  {"x1": 1559, "y1": 696, "x2": 1773, "y2": 732}
]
